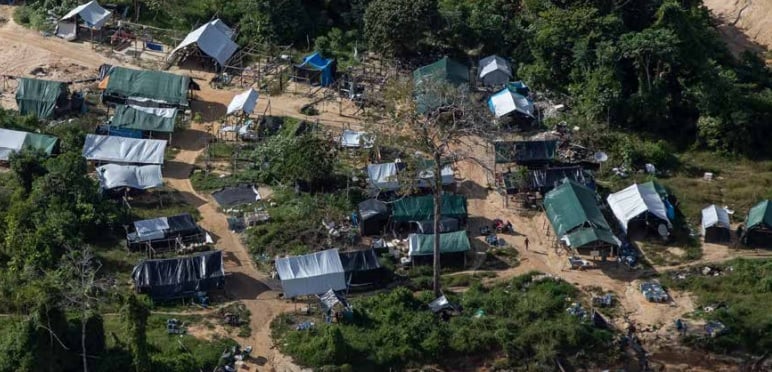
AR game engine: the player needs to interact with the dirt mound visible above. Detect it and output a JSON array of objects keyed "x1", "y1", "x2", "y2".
[{"x1": 703, "y1": 0, "x2": 772, "y2": 55}]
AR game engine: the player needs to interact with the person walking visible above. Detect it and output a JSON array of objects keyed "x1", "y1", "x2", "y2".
[{"x1": 524, "y1": 236, "x2": 529, "y2": 251}]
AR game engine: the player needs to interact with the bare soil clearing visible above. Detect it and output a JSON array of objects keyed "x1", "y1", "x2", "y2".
[{"x1": 703, "y1": 0, "x2": 772, "y2": 56}]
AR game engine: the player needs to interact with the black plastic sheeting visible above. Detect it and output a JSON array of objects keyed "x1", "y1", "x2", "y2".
[
  {"x1": 528, "y1": 166, "x2": 594, "y2": 194},
  {"x1": 165, "y1": 214, "x2": 200, "y2": 236},
  {"x1": 413, "y1": 217, "x2": 460, "y2": 234},
  {"x1": 357, "y1": 199, "x2": 389, "y2": 236},
  {"x1": 131, "y1": 250, "x2": 225, "y2": 300},
  {"x1": 211, "y1": 184, "x2": 259, "y2": 208},
  {"x1": 338, "y1": 249, "x2": 388, "y2": 286}
]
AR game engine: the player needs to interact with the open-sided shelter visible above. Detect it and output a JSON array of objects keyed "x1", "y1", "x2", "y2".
[
  {"x1": 742, "y1": 200, "x2": 772, "y2": 248},
  {"x1": 528, "y1": 166, "x2": 594, "y2": 194},
  {"x1": 226, "y1": 88, "x2": 259, "y2": 116},
  {"x1": 488, "y1": 86, "x2": 534, "y2": 118},
  {"x1": 544, "y1": 180, "x2": 619, "y2": 253},
  {"x1": 82, "y1": 134, "x2": 166, "y2": 165},
  {"x1": 110, "y1": 104, "x2": 177, "y2": 134},
  {"x1": 701, "y1": 204, "x2": 731, "y2": 243},
  {"x1": 168, "y1": 19, "x2": 239, "y2": 69},
  {"x1": 0, "y1": 128, "x2": 58, "y2": 161},
  {"x1": 357, "y1": 199, "x2": 389, "y2": 236},
  {"x1": 478, "y1": 55, "x2": 512, "y2": 87},
  {"x1": 131, "y1": 250, "x2": 224, "y2": 300},
  {"x1": 97, "y1": 163, "x2": 163, "y2": 190},
  {"x1": 413, "y1": 57, "x2": 469, "y2": 113},
  {"x1": 392, "y1": 194, "x2": 467, "y2": 223},
  {"x1": 101, "y1": 66, "x2": 193, "y2": 107},
  {"x1": 57, "y1": 1, "x2": 112, "y2": 41},
  {"x1": 607, "y1": 182, "x2": 672, "y2": 238},
  {"x1": 276, "y1": 249, "x2": 347, "y2": 298},
  {"x1": 294, "y1": 52, "x2": 335, "y2": 87},
  {"x1": 408, "y1": 230, "x2": 470, "y2": 265},
  {"x1": 412, "y1": 217, "x2": 460, "y2": 234},
  {"x1": 126, "y1": 213, "x2": 209, "y2": 252},
  {"x1": 495, "y1": 140, "x2": 558, "y2": 167},
  {"x1": 338, "y1": 249, "x2": 387, "y2": 286},
  {"x1": 16, "y1": 78, "x2": 70, "y2": 119}
]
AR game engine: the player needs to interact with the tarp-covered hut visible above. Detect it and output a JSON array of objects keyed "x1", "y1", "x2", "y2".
[
  {"x1": 488, "y1": 87, "x2": 534, "y2": 118},
  {"x1": 413, "y1": 57, "x2": 469, "y2": 113},
  {"x1": 226, "y1": 88, "x2": 259, "y2": 116},
  {"x1": 82, "y1": 134, "x2": 166, "y2": 165},
  {"x1": 126, "y1": 213, "x2": 209, "y2": 251},
  {"x1": 110, "y1": 104, "x2": 177, "y2": 133},
  {"x1": 742, "y1": 200, "x2": 772, "y2": 248},
  {"x1": 16, "y1": 78, "x2": 70, "y2": 118},
  {"x1": 96, "y1": 163, "x2": 163, "y2": 190},
  {"x1": 408, "y1": 230, "x2": 470, "y2": 265},
  {"x1": 701, "y1": 204, "x2": 731, "y2": 243},
  {"x1": 392, "y1": 194, "x2": 467, "y2": 223},
  {"x1": 357, "y1": 199, "x2": 389, "y2": 236},
  {"x1": 0, "y1": 128, "x2": 58, "y2": 161},
  {"x1": 168, "y1": 19, "x2": 238, "y2": 69},
  {"x1": 211, "y1": 184, "x2": 261, "y2": 209},
  {"x1": 101, "y1": 66, "x2": 193, "y2": 107},
  {"x1": 57, "y1": 1, "x2": 112, "y2": 41},
  {"x1": 544, "y1": 180, "x2": 619, "y2": 253},
  {"x1": 528, "y1": 166, "x2": 594, "y2": 194},
  {"x1": 294, "y1": 52, "x2": 335, "y2": 87},
  {"x1": 338, "y1": 249, "x2": 387, "y2": 286},
  {"x1": 276, "y1": 249, "x2": 346, "y2": 298},
  {"x1": 478, "y1": 55, "x2": 512, "y2": 87},
  {"x1": 131, "y1": 250, "x2": 224, "y2": 300},
  {"x1": 494, "y1": 140, "x2": 558, "y2": 166},
  {"x1": 607, "y1": 182, "x2": 672, "y2": 239}
]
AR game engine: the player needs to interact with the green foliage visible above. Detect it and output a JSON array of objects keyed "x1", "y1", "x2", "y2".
[
  {"x1": 364, "y1": 0, "x2": 439, "y2": 56},
  {"x1": 251, "y1": 134, "x2": 337, "y2": 187},
  {"x1": 121, "y1": 295, "x2": 151, "y2": 372}
]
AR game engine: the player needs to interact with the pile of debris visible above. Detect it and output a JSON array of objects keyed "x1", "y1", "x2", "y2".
[{"x1": 640, "y1": 281, "x2": 669, "y2": 303}]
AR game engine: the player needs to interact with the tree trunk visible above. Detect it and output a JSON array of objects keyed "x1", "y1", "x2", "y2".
[
  {"x1": 432, "y1": 152, "x2": 443, "y2": 297},
  {"x1": 81, "y1": 316, "x2": 88, "y2": 372}
]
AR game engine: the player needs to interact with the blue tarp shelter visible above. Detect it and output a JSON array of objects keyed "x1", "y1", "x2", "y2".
[{"x1": 295, "y1": 52, "x2": 335, "y2": 87}]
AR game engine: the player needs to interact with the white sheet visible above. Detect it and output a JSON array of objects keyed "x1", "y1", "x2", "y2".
[
  {"x1": 129, "y1": 105, "x2": 177, "y2": 119},
  {"x1": 275, "y1": 249, "x2": 346, "y2": 298},
  {"x1": 340, "y1": 129, "x2": 374, "y2": 148},
  {"x1": 478, "y1": 55, "x2": 512, "y2": 86},
  {"x1": 169, "y1": 19, "x2": 238, "y2": 67},
  {"x1": 701, "y1": 204, "x2": 730, "y2": 231},
  {"x1": 55, "y1": 22, "x2": 77, "y2": 41},
  {"x1": 60, "y1": 0, "x2": 112, "y2": 30},
  {"x1": 367, "y1": 163, "x2": 400, "y2": 191},
  {"x1": 0, "y1": 128, "x2": 29, "y2": 160},
  {"x1": 97, "y1": 163, "x2": 163, "y2": 190},
  {"x1": 82, "y1": 134, "x2": 167, "y2": 164},
  {"x1": 488, "y1": 89, "x2": 534, "y2": 118},
  {"x1": 227, "y1": 89, "x2": 259, "y2": 115},
  {"x1": 607, "y1": 183, "x2": 671, "y2": 232}
]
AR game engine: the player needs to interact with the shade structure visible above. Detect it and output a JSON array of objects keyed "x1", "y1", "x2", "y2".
[
  {"x1": 111, "y1": 104, "x2": 177, "y2": 133},
  {"x1": 408, "y1": 230, "x2": 471, "y2": 257},
  {"x1": 563, "y1": 227, "x2": 620, "y2": 249},
  {"x1": 15, "y1": 78, "x2": 69, "y2": 118},
  {"x1": 544, "y1": 180, "x2": 610, "y2": 237},
  {"x1": 103, "y1": 66, "x2": 191, "y2": 107},
  {"x1": 701, "y1": 204, "x2": 731, "y2": 243},
  {"x1": 226, "y1": 88, "x2": 259, "y2": 115},
  {"x1": 0, "y1": 128, "x2": 58, "y2": 160},
  {"x1": 413, "y1": 57, "x2": 470, "y2": 114},
  {"x1": 607, "y1": 182, "x2": 672, "y2": 233},
  {"x1": 357, "y1": 199, "x2": 389, "y2": 236},
  {"x1": 60, "y1": 0, "x2": 112, "y2": 29},
  {"x1": 392, "y1": 194, "x2": 467, "y2": 222},
  {"x1": 82, "y1": 134, "x2": 166, "y2": 165},
  {"x1": 340, "y1": 129, "x2": 374, "y2": 148},
  {"x1": 367, "y1": 163, "x2": 400, "y2": 191},
  {"x1": 478, "y1": 55, "x2": 512, "y2": 86},
  {"x1": 529, "y1": 167, "x2": 593, "y2": 194},
  {"x1": 96, "y1": 163, "x2": 163, "y2": 190},
  {"x1": 493, "y1": 140, "x2": 558, "y2": 164},
  {"x1": 131, "y1": 250, "x2": 225, "y2": 300},
  {"x1": 169, "y1": 19, "x2": 238, "y2": 68},
  {"x1": 296, "y1": 52, "x2": 335, "y2": 86},
  {"x1": 276, "y1": 249, "x2": 347, "y2": 298},
  {"x1": 488, "y1": 87, "x2": 534, "y2": 118}
]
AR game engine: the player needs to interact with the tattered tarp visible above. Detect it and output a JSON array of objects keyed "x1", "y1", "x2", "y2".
[
  {"x1": 415, "y1": 159, "x2": 455, "y2": 187},
  {"x1": 276, "y1": 249, "x2": 346, "y2": 298},
  {"x1": 226, "y1": 88, "x2": 259, "y2": 115},
  {"x1": 392, "y1": 194, "x2": 467, "y2": 222},
  {"x1": 745, "y1": 200, "x2": 772, "y2": 230},
  {"x1": 319, "y1": 289, "x2": 349, "y2": 313},
  {"x1": 169, "y1": 19, "x2": 239, "y2": 67},
  {"x1": 544, "y1": 180, "x2": 610, "y2": 237},
  {"x1": 15, "y1": 78, "x2": 68, "y2": 118},
  {"x1": 413, "y1": 217, "x2": 460, "y2": 234},
  {"x1": 563, "y1": 227, "x2": 620, "y2": 249},
  {"x1": 338, "y1": 249, "x2": 382, "y2": 273},
  {"x1": 82, "y1": 134, "x2": 166, "y2": 164},
  {"x1": 408, "y1": 230, "x2": 471, "y2": 256},
  {"x1": 478, "y1": 55, "x2": 512, "y2": 86},
  {"x1": 0, "y1": 128, "x2": 58, "y2": 160},
  {"x1": 607, "y1": 182, "x2": 672, "y2": 232},
  {"x1": 104, "y1": 67, "x2": 191, "y2": 107},
  {"x1": 60, "y1": 0, "x2": 112, "y2": 29},
  {"x1": 340, "y1": 129, "x2": 374, "y2": 148},
  {"x1": 428, "y1": 295, "x2": 455, "y2": 313},
  {"x1": 413, "y1": 57, "x2": 469, "y2": 113},
  {"x1": 701, "y1": 204, "x2": 731, "y2": 231},
  {"x1": 296, "y1": 52, "x2": 335, "y2": 86},
  {"x1": 529, "y1": 167, "x2": 592, "y2": 193},
  {"x1": 358, "y1": 199, "x2": 388, "y2": 221},
  {"x1": 368, "y1": 163, "x2": 400, "y2": 191},
  {"x1": 130, "y1": 213, "x2": 200, "y2": 243},
  {"x1": 494, "y1": 140, "x2": 558, "y2": 164},
  {"x1": 131, "y1": 250, "x2": 224, "y2": 300},
  {"x1": 97, "y1": 163, "x2": 163, "y2": 190},
  {"x1": 111, "y1": 104, "x2": 177, "y2": 133},
  {"x1": 488, "y1": 87, "x2": 534, "y2": 118},
  {"x1": 211, "y1": 184, "x2": 260, "y2": 208}
]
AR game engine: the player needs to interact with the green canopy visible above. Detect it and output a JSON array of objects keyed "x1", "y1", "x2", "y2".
[
  {"x1": 105, "y1": 67, "x2": 190, "y2": 106},
  {"x1": 564, "y1": 227, "x2": 620, "y2": 249},
  {"x1": 111, "y1": 105, "x2": 177, "y2": 133},
  {"x1": 413, "y1": 57, "x2": 469, "y2": 114},
  {"x1": 746, "y1": 200, "x2": 772, "y2": 230},
  {"x1": 24, "y1": 132, "x2": 58, "y2": 155},
  {"x1": 15, "y1": 78, "x2": 68, "y2": 118},
  {"x1": 392, "y1": 194, "x2": 467, "y2": 222},
  {"x1": 544, "y1": 180, "x2": 610, "y2": 236},
  {"x1": 409, "y1": 230, "x2": 471, "y2": 256}
]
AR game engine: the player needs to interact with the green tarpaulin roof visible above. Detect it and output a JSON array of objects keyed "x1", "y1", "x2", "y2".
[
  {"x1": 24, "y1": 132, "x2": 58, "y2": 155},
  {"x1": 493, "y1": 140, "x2": 558, "y2": 164},
  {"x1": 413, "y1": 57, "x2": 469, "y2": 114},
  {"x1": 564, "y1": 227, "x2": 620, "y2": 249},
  {"x1": 105, "y1": 67, "x2": 190, "y2": 106},
  {"x1": 409, "y1": 230, "x2": 471, "y2": 256},
  {"x1": 111, "y1": 105, "x2": 177, "y2": 133},
  {"x1": 392, "y1": 194, "x2": 467, "y2": 222},
  {"x1": 544, "y1": 180, "x2": 610, "y2": 236},
  {"x1": 15, "y1": 78, "x2": 68, "y2": 118},
  {"x1": 746, "y1": 200, "x2": 772, "y2": 230}
]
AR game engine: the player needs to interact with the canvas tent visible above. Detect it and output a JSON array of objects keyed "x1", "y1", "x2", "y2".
[
  {"x1": 478, "y1": 55, "x2": 512, "y2": 87},
  {"x1": 392, "y1": 194, "x2": 467, "y2": 223},
  {"x1": 127, "y1": 213, "x2": 208, "y2": 251},
  {"x1": 340, "y1": 129, "x2": 374, "y2": 148},
  {"x1": 226, "y1": 89, "x2": 259, "y2": 116},
  {"x1": 131, "y1": 250, "x2": 224, "y2": 300},
  {"x1": 338, "y1": 249, "x2": 387, "y2": 286},
  {"x1": 102, "y1": 66, "x2": 192, "y2": 107},
  {"x1": 408, "y1": 230, "x2": 471, "y2": 257},
  {"x1": 742, "y1": 200, "x2": 772, "y2": 247},
  {"x1": 412, "y1": 217, "x2": 460, "y2": 234},
  {"x1": 15, "y1": 78, "x2": 69, "y2": 118},
  {"x1": 0, "y1": 128, "x2": 58, "y2": 161},
  {"x1": 276, "y1": 249, "x2": 347, "y2": 298},
  {"x1": 413, "y1": 57, "x2": 469, "y2": 113},
  {"x1": 168, "y1": 19, "x2": 239, "y2": 68},
  {"x1": 57, "y1": 1, "x2": 111, "y2": 40},
  {"x1": 701, "y1": 205, "x2": 731, "y2": 243},
  {"x1": 111, "y1": 104, "x2": 177, "y2": 133},
  {"x1": 607, "y1": 182, "x2": 672, "y2": 236},
  {"x1": 295, "y1": 52, "x2": 335, "y2": 87},
  {"x1": 82, "y1": 134, "x2": 166, "y2": 164},
  {"x1": 488, "y1": 87, "x2": 534, "y2": 118},
  {"x1": 96, "y1": 163, "x2": 163, "y2": 190},
  {"x1": 544, "y1": 180, "x2": 619, "y2": 251},
  {"x1": 357, "y1": 199, "x2": 389, "y2": 236},
  {"x1": 211, "y1": 184, "x2": 261, "y2": 208}
]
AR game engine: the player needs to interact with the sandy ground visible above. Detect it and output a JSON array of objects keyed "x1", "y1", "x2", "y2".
[{"x1": 703, "y1": 0, "x2": 772, "y2": 55}]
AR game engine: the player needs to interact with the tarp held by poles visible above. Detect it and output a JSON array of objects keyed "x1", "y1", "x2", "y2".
[
  {"x1": 169, "y1": 19, "x2": 239, "y2": 67},
  {"x1": 15, "y1": 78, "x2": 68, "y2": 119},
  {"x1": 60, "y1": 0, "x2": 112, "y2": 29},
  {"x1": 226, "y1": 89, "x2": 259, "y2": 115},
  {"x1": 131, "y1": 250, "x2": 225, "y2": 300},
  {"x1": 0, "y1": 128, "x2": 58, "y2": 161},
  {"x1": 408, "y1": 230, "x2": 471, "y2": 256},
  {"x1": 82, "y1": 134, "x2": 166, "y2": 164},
  {"x1": 96, "y1": 163, "x2": 163, "y2": 190},
  {"x1": 103, "y1": 66, "x2": 191, "y2": 107},
  {"x1": 276, "y1": 249, "x2": 346, "y2": 298},
  {"x1": 111, "y1": 104, "x2": 177, "y2": 133}
]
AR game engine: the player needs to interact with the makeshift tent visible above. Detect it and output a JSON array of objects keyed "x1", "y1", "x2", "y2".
[
  {"x1": 103, "y1": 66, "x2": 192, "y2": 107},
  {"x1": 357, "y1": 199, "x2": 389, "y2": 236},
  {"x1": 408, "y1": 230, "x2": 471, "y2": 256},
  {"x1": 56, "y1": 22, "x2": 77, "y2": 41},
  {"x1": 415, "y1": 159, "x2": 455, "y2": 187},
  {"x1": 368, "y1": 161, "x2": 454, "y2": 191},
  {"x1": 508, "y1": 81, "x2": 530, "y2": 96},
  {"x1": 544, "y1": 180, "x2": 618, "y2": 251},
  {"x1": 319, "y1": 289, "x2": 349, "y2": 313},
  {"x1": 295, "y1": 52, "x2": 335, "y2": 87},
  {"x1": 607, "y1": 182, "x2": 672, "y2": 234},
  {"x1": 338, "y1": 249, "x2": 386, "y2": 286},
  {"x1": 16, "y1": 78, "x2": 69, "y2": 118},
  {"x1": 59, "y1": 1, "x2": 111, "y2": 29},
  {"x1": 478, "y1": 55, "x2": 512, "y2": 86},
  {"x1": 111, "y1": 104, "x2": 177, "y2": 133},
  {"x1": 131, "y1": 250, "x2": 224, "y2": 300},
  {"x1": 276, "y1": 249, "x2": 346, "y2": 298},
  {"x1": 493, "y1": 140, "x2": 558, "y2": 165},
  {"x1": 0, "y1": 128, "x2": 58, "y2": 160},
  {"x1": 488, "y1": 87, "x2": 534, "y2": 118},
  {"x1": 168, "y1": 19, "x2": 238, "y2": 68},
  {"x1": 413, "y1": 57, "x2": 469, "y2": 113},
  {"x1": 562, "y1": 227, "x2": 620, "y2": 250},
  {"x1": 82, "y1": 134, "x2": 166, "y2": 164},
  {"x1": 428, "y1": 295, "x2": 456, "y2": 313},
  {"x1": 701, "y1": 205, "x2": 731, "y2": 243},
  {"x1": 211, "y1": 184, "x2": 261, "y2": 208},
  {"x1": 392, "y1": 194, "x2": 467, "y2": 222},
  {"x1": 412, "y1": 217, "x2": 460, "y2": 234},
  {"x1": 529, "y1": 167, "x2": 593, "y2": 194},
  {"x1": 340, "y1": 129, "x2": 374, "y2": 148},
  {"x1": 742, "y1": 200, "x2": 772, "y2": 247},
  {"x1": 367, "y1": 163, "x2": 400, "y2": 191},
  {"x1": 96, "y1": 163, "x2": 163, "y2": 190},
  {"x1": 127, "y1": 213, "x2": 207, "y2": 250},
  {"x1": 226, "y1": 89, "x2": 259, "y2": 115}
]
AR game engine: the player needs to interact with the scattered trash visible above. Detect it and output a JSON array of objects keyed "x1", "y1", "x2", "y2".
[
  {"x1": 640, "y1": 281, "x2": 669, "y2": 303},
  {"x1": 566, "y1": 303, "x2": 588, "y2": 319},
  {"x1": 166, "y1": 319, "x2": 185, "y2": 335},
  {"x1": 295, "y1": 321, "x2": 315, "y2": 331},
  {"x1": 568, "y1": 256, "x2": 591, "y2": 270},
  {"x1": 593, "y1": 293, "x2": 614, "y2": 307}
]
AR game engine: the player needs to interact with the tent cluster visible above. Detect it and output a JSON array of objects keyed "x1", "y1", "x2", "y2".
[
  {"x1": 0, "y1": 128, "x2": 58, "y2": 161},
  {"x1": 168, "y1": 19, "x2": 238, "y2": 70},
  {"x1": 367, "y1": 160, "x2": 455, "y2": 192}
]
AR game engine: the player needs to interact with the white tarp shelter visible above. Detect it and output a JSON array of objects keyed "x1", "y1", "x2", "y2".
[
  {"x1": 701, "y1": 204, "x2": 730, "y2": 233},
  {"x1": 416, "y1": 164, "x2": 455, "y2": 187},
  {"x1": 96, "y1": 164, "x2": 163, "y2": 190},
  {"x1": 367, "y1": 163, "x2": 400, "y2": 191},
  {"x1": 82, "y1": 134, "x2": 167, "y2": 165},
  {"x1": 60, "y1": 1, "x2": 112, "y2": 29},
  {"x1": 226, "y1": 89, "x2": 259, "y2": 115},
  {"x1": 607, "y1": 183, "x2": 671, "y2": 232},
  {"x1": 488, "y1": 88, "x2": 534, "y2": 118},
  {"x1": 133, "y1": 217, "x2": 170, "y2": 242},
  {"x1": 340, "y1": 129, "x2": 374, "y2": 148},
  {"x1": 55, "y1": 22, "x2": 77, "y2": 41},
  {"x1": 0, "y1": 128, "x2": 29, "y2": 161},
  {"x1": 479, "y1": 55, "x2": 512, "y2": 86},
  {"x1": 168, "y1": 19, "x2": 239, "y2": 67},
  {"x1": 276, "y1": 249, "x2": 346, "y2": 298}
]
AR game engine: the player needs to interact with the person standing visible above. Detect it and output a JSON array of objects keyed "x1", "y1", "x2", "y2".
[{"x1": 524, "y1": 236, "x2": 529, "y2": 251}]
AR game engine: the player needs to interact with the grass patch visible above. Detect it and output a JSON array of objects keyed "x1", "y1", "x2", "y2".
[
  {"x1": 215, "y1": 302, "x2": 252, "y2": 338},
  {"x1": 442, "y1": 271, "x2": 497, "y2": 287},
  {"x1": 190, "y1": 168, "x2": 262, "y2": 192},
  {"x1": 127, "y1": 189, "x2": 200, "y2": 221}
]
